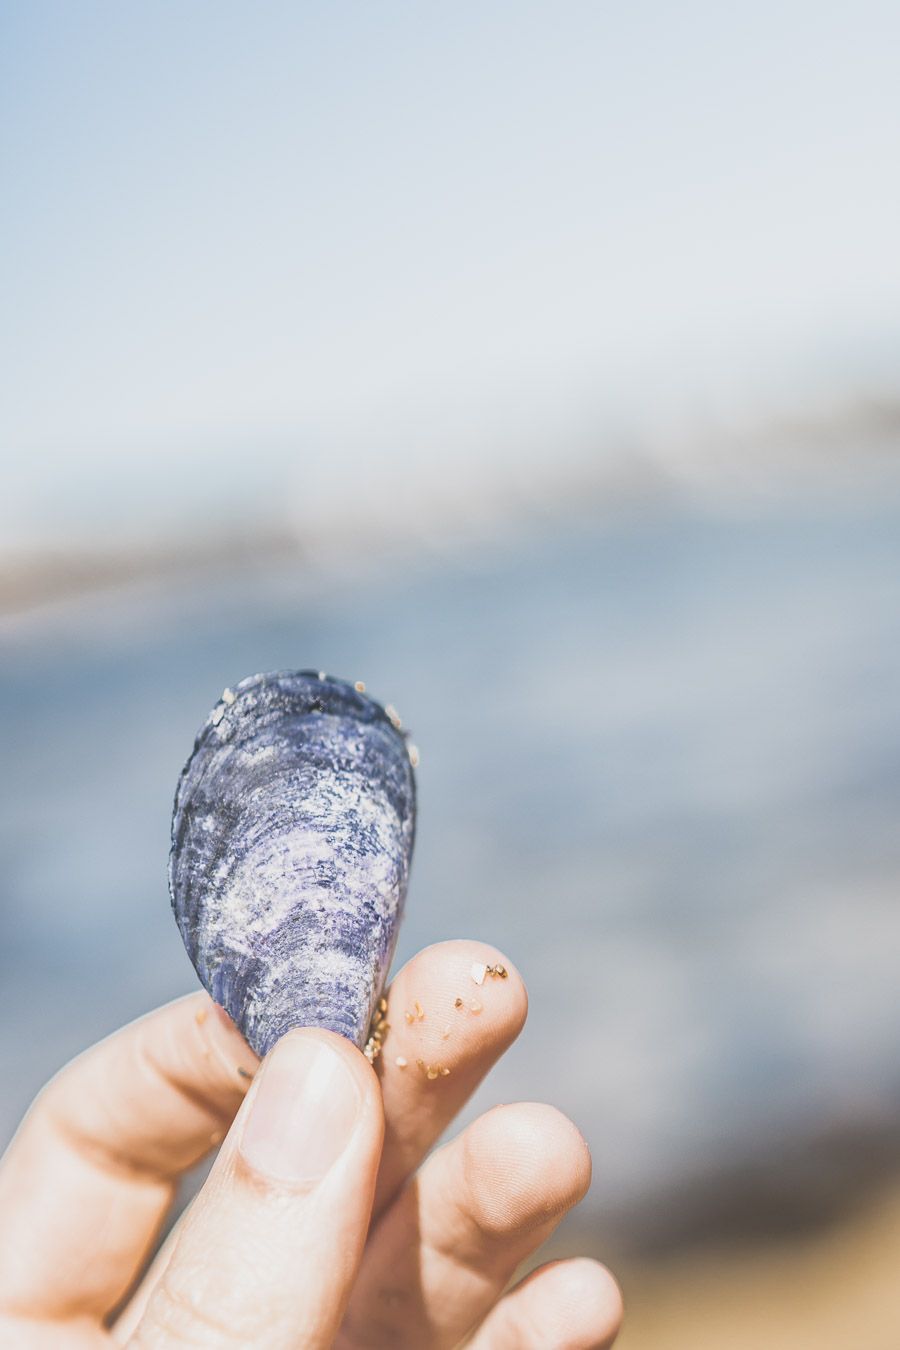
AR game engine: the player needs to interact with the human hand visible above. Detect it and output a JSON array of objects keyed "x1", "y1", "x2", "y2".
[{"x1": 0, "y1": 941, "x2": 622, "y2": 1348}]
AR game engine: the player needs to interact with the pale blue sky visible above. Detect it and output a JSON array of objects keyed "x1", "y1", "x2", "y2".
[{"x1": 2, "y1": 2, "x2": 899, "y2": 550}]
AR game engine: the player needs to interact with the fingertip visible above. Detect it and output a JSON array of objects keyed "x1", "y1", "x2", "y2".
[
  {"x1": 389, "y1": 938, "x2": 528, "y2": 1058},
  {"x1": 541, "y1": 1258, "x2": 625, "y2": 1343},
  {"x1": 477, "y1": 1257, "x2": 624, "y2": 1349},
  {"x1": 461, "y1": 1102, "x2": 593, "y2": 1235}
]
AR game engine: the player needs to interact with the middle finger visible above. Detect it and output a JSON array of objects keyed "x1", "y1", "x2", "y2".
[{"x1": 371, "y1": 939, "x2": 527, "y2": 1216}]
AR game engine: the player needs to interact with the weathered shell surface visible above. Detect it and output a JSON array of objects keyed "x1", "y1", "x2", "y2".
[{"x1": 169, "y1": 670, "x2": 416, "y2": 1056}]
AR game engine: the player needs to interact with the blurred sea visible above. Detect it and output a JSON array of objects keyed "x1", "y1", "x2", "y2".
[{"x1": 2, "y1": 467, "x2": 900, "y2": 1251}]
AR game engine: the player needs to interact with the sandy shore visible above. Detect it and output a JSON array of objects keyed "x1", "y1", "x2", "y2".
[{"x1": 610, "y1": 1177, "x2": 900, "y2": 1350}]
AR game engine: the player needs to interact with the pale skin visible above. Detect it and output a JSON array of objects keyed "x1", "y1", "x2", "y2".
[{"x1": 0, "y1": 941, "x2": 623, "y2": 1348}]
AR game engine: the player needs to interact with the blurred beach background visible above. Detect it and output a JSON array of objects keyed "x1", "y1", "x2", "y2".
[{"x1": 3, "y1": 3, "x2": 900, "y2": 1345}]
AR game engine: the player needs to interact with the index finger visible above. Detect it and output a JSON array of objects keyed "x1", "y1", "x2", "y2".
[{"x1": 0, "y1": 992, "x2": 258, "y2": 1322}]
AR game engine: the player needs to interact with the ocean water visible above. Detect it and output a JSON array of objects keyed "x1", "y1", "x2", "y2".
[{"x1": 2, "y1": 487, "x2": 900, "y2": 1243}]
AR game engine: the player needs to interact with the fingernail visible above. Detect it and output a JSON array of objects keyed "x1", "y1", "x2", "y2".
[{"x1": 240, "y1": 1033, "x2": 361, "y2": 1185}]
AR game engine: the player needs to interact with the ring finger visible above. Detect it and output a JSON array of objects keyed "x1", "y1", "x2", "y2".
[{"x1": 337, "y1": 1101, "x2": 594, "y2": 1349}]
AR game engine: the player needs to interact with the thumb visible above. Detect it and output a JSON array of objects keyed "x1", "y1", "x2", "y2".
[{"x1": 129, "y1": 1028, "x2": 384, "y2": 1349}]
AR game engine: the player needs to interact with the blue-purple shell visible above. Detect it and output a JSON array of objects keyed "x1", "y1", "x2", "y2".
[{"x1": 169, "y1": 670, "x2": 417, "y2": 1057}]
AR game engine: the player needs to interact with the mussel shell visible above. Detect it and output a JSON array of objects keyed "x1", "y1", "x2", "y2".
[{"x1": 169, "y1": 670, "x2": 416, "y2": 1056}]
